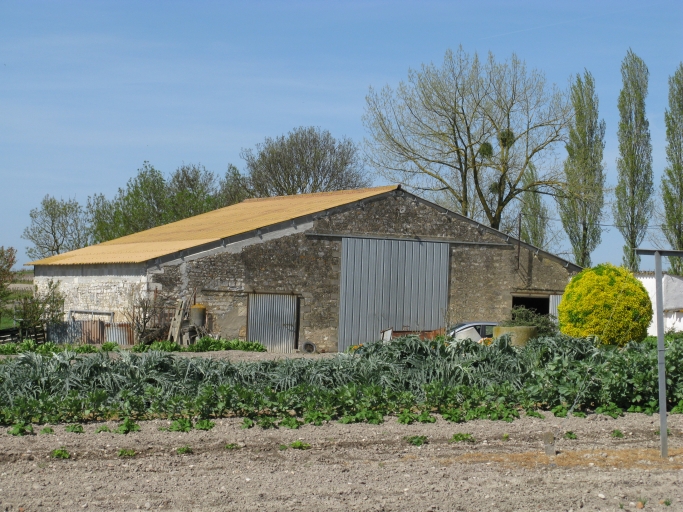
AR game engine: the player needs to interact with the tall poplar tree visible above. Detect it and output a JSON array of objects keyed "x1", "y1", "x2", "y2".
[
  {"x1": 520, "y1": 164, "x2": 548, "y2": 249},
  {"x1": 613, "y1": 49, "x2": 653, "y2": 272},
  {"x1": 558, "y1": 71, "x2": 606, "y2": 268},
  {"x1": 661, "y1": 63, "x2": 683, "y2": 274}
]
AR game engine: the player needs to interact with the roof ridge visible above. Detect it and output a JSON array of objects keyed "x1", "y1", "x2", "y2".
[{"x1": 241, "y1": 185, "x2": 397, "y2": 203}]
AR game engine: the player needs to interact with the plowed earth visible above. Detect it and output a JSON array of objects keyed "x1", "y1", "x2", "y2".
[{"x1": 1, "y1": 412, "x2": 682, "y2": 511}]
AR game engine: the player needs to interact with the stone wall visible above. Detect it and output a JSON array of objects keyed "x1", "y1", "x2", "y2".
[
  {"x1": 36, "y1": 192, "x2": 576, "y2": 351},
  {"x1": 147, "y1": 193, "x2": 575, "y2": 351},
  {"x1": 34, "y1": 274, "x2": 148, "y2": 322}
]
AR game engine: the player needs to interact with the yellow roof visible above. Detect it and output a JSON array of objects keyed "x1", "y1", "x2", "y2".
[{"x1": 29, "y1": 186, "x2": 398, "y2": 266}]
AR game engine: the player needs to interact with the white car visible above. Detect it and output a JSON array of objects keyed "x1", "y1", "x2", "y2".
[{"x1": 447, "y1": 322, "x2": 497, "y2": 342}]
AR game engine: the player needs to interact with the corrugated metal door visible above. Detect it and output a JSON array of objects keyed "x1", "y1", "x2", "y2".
[
  {"x1": 549, "y1": 294, "x2": 562, "y2": 322},
  {"x1": 338, "y1": 238, "x2": 449, "y2": 351},
  {"x1": 247, "y1": 293, "x2": 298, "y2": 353}
]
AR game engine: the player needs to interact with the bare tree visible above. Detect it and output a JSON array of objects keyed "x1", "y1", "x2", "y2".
[
  {"x1": 363, "y1": 47, "x2": 571, "y2": 230},
  {"x1": 241, "y1": 126, "x2": 371, "y2": 197},
  {"x1": 123, "y1": 286, "x2": 171, "y2": 344},
  {"x1": 22, "y1": 195, "x2": 91, "y2": 260}
]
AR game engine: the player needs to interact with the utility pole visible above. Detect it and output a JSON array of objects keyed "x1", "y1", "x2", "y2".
[{"x1": 635, "y1": 248, "x2": 683, "y2": 458}]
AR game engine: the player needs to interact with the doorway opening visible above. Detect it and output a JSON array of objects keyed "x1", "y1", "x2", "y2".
[{"x1": 512, "y1": 296, "x2": 550, "y2": 315}]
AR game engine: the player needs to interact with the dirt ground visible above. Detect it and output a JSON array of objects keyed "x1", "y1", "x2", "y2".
[{"x1": 1, "y1": 412, "x2": 682, "y2": 511}]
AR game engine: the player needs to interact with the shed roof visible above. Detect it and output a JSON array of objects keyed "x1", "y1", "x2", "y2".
[{"x1": 29, "y1": 185, "x2": 398, "y2": 266}]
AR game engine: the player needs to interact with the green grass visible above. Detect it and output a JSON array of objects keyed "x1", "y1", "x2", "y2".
[
  {"x1": 564, "y1": 431, "x2": 577, "y2": 440},
  {"x1": 176, "y1": 445, "x2": 193, "y2": 455},
  {"x1": 118, "y1": 448, "x2": 136, "y2": 458},
  {"x1": 405, "y1": 435, "x2": 428, "y2": 446},
  {"x1": 51, "y1": 448, "x2": 70, "y2": 459},
  {"x1": 449, "y1": 433, "x2": 475, "y2": 443}
]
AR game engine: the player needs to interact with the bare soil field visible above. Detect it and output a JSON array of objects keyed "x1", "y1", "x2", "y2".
[{"x1": 1, "y1": 413, "x2": 682, "y2": 511}]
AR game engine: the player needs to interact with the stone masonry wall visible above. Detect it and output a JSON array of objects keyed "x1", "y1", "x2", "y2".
[
  {"x1": 148, "y1": 193, "x2": 575, "y2": 351},
  {"x1": 34, "y1": 274, "x2": 148, "y2": 322}
]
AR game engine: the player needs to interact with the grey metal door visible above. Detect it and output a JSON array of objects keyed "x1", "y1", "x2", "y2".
[
  {"x1": 338, "y1": 238, "x2": 449, "y2": 351},
  {"x1": 247, "y1": 293, "x2": 298, "y2": 353}
]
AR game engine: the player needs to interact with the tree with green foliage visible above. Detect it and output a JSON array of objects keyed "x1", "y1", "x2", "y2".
[
  {"x1": 87, "y1": 162, "x2": 241, "y2": 243},
  {"x1": 661, "y1": 63, "x2": 683, "y2": 274},
  {"x1": 557, "y1": 71, "x2": 606, "y2": 267},
  {"x1": 363, "y1": 46, "x2": 571, "y2": 232},
  {"x1": 558, "y1": 263, "x2": 652, "y2": 346},
  {"x1": 0, "y1": 247, "x2": 17, "y2": 324},
  {"x1": 519, "y1": 164, "x2": 548, "y2": 249},
  {"x1": 613, "y1": 49, "x2": 653, "y2": 272},
  {"x1": 241, "y1": 126, "x2": 370, "y2": 197},
  {"x1": 87, "y1": 162, "x2": 169, "y2": 243},
  {"x1": 21, "y1": 196, "x2": 91, "y2": 260}
]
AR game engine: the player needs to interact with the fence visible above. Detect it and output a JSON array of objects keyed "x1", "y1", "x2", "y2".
[{"x1": 47, "y1": 320, "x2": 134, "y2": 345}]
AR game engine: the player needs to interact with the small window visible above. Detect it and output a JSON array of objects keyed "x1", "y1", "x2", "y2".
[{"x1": 481, "y1": 325, "x2": 494, "y2": 337}]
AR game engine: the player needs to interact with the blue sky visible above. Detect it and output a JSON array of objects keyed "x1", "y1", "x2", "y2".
[{"x1": 1, "y1": 0, "x2": 682, "y2": 269}]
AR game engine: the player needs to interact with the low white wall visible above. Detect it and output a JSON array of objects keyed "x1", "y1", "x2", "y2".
[
  {"x1": 637, "y1": 274, "x2": 683, "y2": 336},
  {"x1": 35, "y1": 274, "x2": 149, "y2": 322}
]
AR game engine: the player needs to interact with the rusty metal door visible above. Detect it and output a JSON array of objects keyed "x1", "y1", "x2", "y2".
[
  {"x1": 247, "y1": 293, "x2": 298, "y2": 353},
  {"x1": 338, "y1": 238, "x2": 449, "y2": 351}
]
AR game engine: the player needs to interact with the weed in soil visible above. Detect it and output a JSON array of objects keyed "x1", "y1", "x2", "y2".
[
  {"x1": 51, "y1": 448, "x2": 70, "y2": 459},
  {"x1": 405, "y1": 435, "x2": 428, "y2": 446},
  {"x1": 65, "y1": 424, "x2": 84, "y2": 434},
  {"x1": 168, "y1": 419, "x2": 193, "y2": 433},
  {"x1": 572, "y1": 411, "x2": 586, "y2": 418},
  {"x1": 225, "y1": 443, "x2": 241, "y2": 450},
  {"x1": 525, "y1": 410, "x2": 544, "y2": 419},
  {"x1": 655, "y1": 429, "x2": 672, "y2": 436},
  {"x1": 40, "y1": 426, "x2": 54, "y2": 435},
  {"x1": 195, "y1": 419, "x2": 215, "y2": 431},
  {"x1": 95, "y1": 425, "x2": 111, "y2": 434},
  {"x1": 241, "y1": 418, "x2": 254, "y2": 429},
  {"x1": 303, "y1": 410, "x2": 330, "y2": 426},
  {"x1": 611, "y1": 429, "x2": 624, "y2": 438},
  {"x1": 290, "y1": 440, "x2": 311, "y2": 450},
  {"x1": 449, "y1": 433, "x2": 475, "y2": 443},
  {"x1": 441, "y1": 409, "x2": 464, "y2": 423},
  {"x1": 118, "y1": 449, "x2": 136, "y2": 458},
  {"x1": 279, "y1": 417, "x2": 301, "y2": 429},
  {"x1": 564, "y1": 431, "x2": 577, "y2": 440},
  {"x1": 502, "y1": 433, "x2": 510, "y2": 441},
  {"x1": 257, "y1": 416, "x2": 278, "y2": 429},
  {"x1": 116, "y1": 418, "x2": 141, "y2": 434},
  {"x1": 397, "y1": 410, "x2": 417, "y2": 424},
  {"x1": 8, "y1": 423, "x2": 33, "y2": 436},
  {"x1": 279, "y1": 444, "x2": 288, "y2": 451},
  {"x1": 176, "y1": 445, "x2": 193, "y2": 455},
  {"x1": 417, "y1": 411, "x2": 436, "y2": 423}
]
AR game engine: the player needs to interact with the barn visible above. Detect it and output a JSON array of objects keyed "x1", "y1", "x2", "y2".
[{"x1": 30, "y1": 185, "x2": 581, "y2": 352}]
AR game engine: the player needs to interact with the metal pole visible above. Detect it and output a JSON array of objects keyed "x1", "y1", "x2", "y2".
[{"x1": 654, "y1": 251, "x2": 668, "y2": 458}]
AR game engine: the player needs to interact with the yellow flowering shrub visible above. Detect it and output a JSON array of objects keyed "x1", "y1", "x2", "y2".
[{"x1": 558, "y1": 263, "x2": 652, "y2": 346}]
